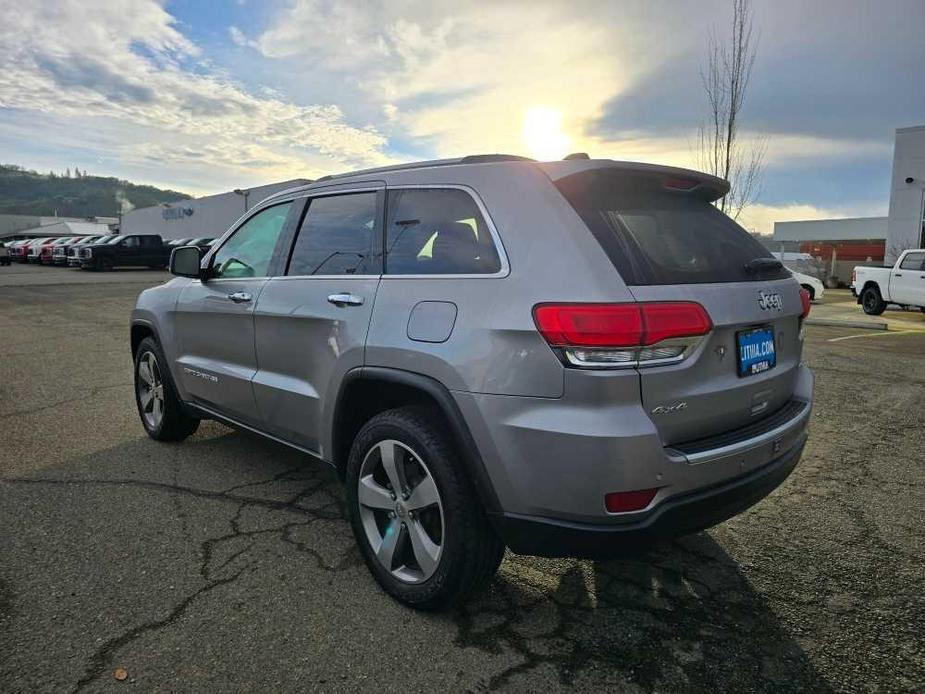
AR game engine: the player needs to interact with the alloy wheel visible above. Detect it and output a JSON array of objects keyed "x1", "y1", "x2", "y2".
[
  {"x1": 357, "y1": 439, "x2": 444, "y2": 584},
  {"x1": 137, "y1": 351, "x2": 164, "y2": 429}
]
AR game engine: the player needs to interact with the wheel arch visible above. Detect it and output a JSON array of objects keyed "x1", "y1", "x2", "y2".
[
  {"x1": 130, "y1": 320, "x2": 159, "y2": 357},
  {"x1": 331, "y1": 367, "x2": 502, "y2": 513}
]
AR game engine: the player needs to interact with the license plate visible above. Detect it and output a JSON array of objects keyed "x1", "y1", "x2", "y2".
[{"x1": 737, "y1": 327, "x2": 776, "y2": 377}]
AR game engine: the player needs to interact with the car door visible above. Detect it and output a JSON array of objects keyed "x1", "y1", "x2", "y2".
[
  {"x1": 891, "y1": 252, "x2": 925, "y2": 305},
  {"x1": 253, "y1": 185, "x2": 384, "y2": 454},
  {"x1": 172, "y1": 201, "x2": 297, "y2": 426},
  {"x1": 118, "y1": 236, "x2": 144, "y2": 266}
]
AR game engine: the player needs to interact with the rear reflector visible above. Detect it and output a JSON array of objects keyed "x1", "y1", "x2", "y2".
[
  {"x1": 799, "y1": 287, "x2": 811, "y2": 319},
  {"x1": 605, "y1": 488, "x2": 658, "y2": 513},
  {"x1": 533, "y1": 302, "x2": 712, "y2": 348}
]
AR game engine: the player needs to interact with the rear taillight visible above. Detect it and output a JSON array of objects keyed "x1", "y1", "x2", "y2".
[
  {"x1": 533, "y1": 302, "x2": 712, "y2": 368},
  {"x1": 799, "y1": 288, "x2": 811, "y2": 320}
]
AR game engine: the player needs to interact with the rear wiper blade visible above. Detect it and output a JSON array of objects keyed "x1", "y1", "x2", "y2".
[{"x1": 743, "y1": 257, "x2": 783, "y2": 275}]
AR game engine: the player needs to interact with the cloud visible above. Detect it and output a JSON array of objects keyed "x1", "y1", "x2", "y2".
[
  {"x1": 0, "y1": 0, "x2": 392, "y2": 186},
  {"x1": 250, "y1": 1, "x2": 659, "y2": 158},
  {"x1": 228, "y1": 26, "x2": 257, "y2": 49}
]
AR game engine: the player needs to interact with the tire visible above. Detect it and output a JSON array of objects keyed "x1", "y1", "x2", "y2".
[
  {"x1": 800, "y1": 284, "x2": 815, "y2": 302},
  {"x1": 133, "y1": 337, "x2": 199, "y2": 441},
  {"x1": 920, "y1": 307, "x2": 925, "y2": 315},
  {"x1": 346, "y1": 406, "x2": 504, "y2": 609},
  {"x1": 861, "y1": 286, "x2": 886, "y2": 315},
  {"x1": 95, "y1": 256, "x2": 114, "y2": 271}
]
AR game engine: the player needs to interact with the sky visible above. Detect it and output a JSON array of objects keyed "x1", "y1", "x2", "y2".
[{"x1": 0, "y1": 0, "x2": 922, "y2": 233}]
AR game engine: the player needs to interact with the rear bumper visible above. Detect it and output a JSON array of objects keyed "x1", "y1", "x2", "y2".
[{"x1": 493, "y1": 433, "x2": 805, "y2": 558}]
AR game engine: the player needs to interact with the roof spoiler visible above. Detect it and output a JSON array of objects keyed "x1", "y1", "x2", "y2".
[{"x1": 538, "y1": 159, "x2": 730, "y2": 202}]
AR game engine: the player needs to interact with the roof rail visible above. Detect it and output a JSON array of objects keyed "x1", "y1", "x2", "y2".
[
  {"x1": 458, "y1": 154, "x2": 536, "y2": 164},
  {"x1": 298, "y1": 154, "x2": 536, "y2": 187}
]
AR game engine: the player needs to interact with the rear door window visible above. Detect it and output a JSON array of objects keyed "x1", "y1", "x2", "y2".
[
  {"x1": 286, "y1": 192, "x2": 378, "y2": 276},
  {"x1": 385, "y1": 188, "x2": 502, "y2": 275},
  {"x1": 554, "y1": 171, "x2": 788, "y2": 285},
  {"x1": 899, "y1": 252, "x2": 924, "y2": 270}
]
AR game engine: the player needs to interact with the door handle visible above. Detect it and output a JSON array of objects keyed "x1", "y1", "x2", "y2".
[
  {"x1": 327, "y1": 293, "x2": 364, "y2": 307},
  {"x1": 894, "y1": 273, "x2": 902, "y2": 277},
  {"x1": 227, "y1": 291, "x2": 253, "y2": 303}
]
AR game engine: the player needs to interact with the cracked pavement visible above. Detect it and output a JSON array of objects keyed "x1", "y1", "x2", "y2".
[{"x1": 1, "y1": 271, "x2": 923, "y2": 692}]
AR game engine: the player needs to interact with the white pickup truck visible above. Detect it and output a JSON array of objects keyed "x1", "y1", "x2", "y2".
[{"x1": 852, "y1": 249, "x2": 925, "y2": 315}]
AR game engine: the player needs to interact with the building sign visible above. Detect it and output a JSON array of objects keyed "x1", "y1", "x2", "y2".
[{"x1": 162, "y1": 207, "x2": 195, "y2": 221}]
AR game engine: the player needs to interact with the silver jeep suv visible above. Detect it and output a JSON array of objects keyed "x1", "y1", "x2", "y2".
[{"x1": 131, "y1": 155, "x2": 813, "y2": 609}]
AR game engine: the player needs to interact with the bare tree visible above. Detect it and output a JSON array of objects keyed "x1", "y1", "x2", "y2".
[{"x1": 697, "y1": 0, "x2": 766, "y2": 220}]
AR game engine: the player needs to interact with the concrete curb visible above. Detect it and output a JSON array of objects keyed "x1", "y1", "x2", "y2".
[{"x1": 805, "y1": 318, "x2": 888, "y2": 331}]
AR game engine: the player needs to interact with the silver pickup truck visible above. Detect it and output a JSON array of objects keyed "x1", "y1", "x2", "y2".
[{"x1": 852, "y1": 249, "x2": 925, "y2": 315}]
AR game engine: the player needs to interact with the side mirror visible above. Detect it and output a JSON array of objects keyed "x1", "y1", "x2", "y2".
[{"x1": 170, "y1": 245, "x2": 203, "y2": 278}]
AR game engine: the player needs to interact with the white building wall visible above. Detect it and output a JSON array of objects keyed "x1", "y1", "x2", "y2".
[
  {"x1": 885, "y1": 125, "x2": 925, "y2": 262},
  {"x1": 773, "y1": 217, "x2": 887, "y2": 243},
  {"x1": 121, "y1": 179, "x2": 308, "y2": 241}
]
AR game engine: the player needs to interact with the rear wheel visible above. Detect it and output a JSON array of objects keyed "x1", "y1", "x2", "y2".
[
  {"x1": 134, "y1": 337, "x2": 199, "y2": 441},
  {"x1": 861, "y1": 286, "x2": 886, "y2": 315},
  {"x1": 346, "y1": 407, "x2": 504, "y2": 609}
]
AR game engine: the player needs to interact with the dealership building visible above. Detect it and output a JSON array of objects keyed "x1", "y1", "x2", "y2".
[
  {"x1": 772, "y1": 125, "x2": 925, "y2": 285},
  {"x1": 121, "y1": 179, "x2": 309, "y2": 241}
]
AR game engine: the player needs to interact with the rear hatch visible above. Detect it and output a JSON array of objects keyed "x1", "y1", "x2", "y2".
[{"x1": 551, "y1": 165, "x2": 804, "y2": 446}]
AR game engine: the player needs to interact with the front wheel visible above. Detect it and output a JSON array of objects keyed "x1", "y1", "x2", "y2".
[
  {"x1": 861, "y1": 286, "x2": 886, "y2": 315},
  {"x1": 95, "y1": 256, "x2": 114, "y2": 272},
  {"x1": 134, "y1": 337, "x2": 199, "y2": 441},
  {"x1": 346, "y1": 407, "x2": 504, "y2": 609}
]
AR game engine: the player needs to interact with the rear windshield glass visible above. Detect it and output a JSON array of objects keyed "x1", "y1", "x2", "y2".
[{"x1": 554, "y1": 171, "x2": 788, "y2": 285}]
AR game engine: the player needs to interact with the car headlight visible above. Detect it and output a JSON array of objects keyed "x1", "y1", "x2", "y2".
[{"x1": 85, "y1": 248, "x2": 92, "y2": 257}]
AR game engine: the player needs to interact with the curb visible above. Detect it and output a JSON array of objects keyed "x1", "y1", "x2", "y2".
[{"x1": 804, "y1": 318, "x2": 888, "y2": 331}]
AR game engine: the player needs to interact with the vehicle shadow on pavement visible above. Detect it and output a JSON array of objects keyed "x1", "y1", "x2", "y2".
[
  {"x1": 2, "y1": 425, "x2": 831, "y2": 693},
  {"x1": 454, "y1": 535, "x2": 834, "y2": 692}
]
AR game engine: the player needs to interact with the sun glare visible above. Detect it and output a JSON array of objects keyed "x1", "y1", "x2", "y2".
[{"x1": 522, "y1": 106, "x2": 570, "y2": 161}]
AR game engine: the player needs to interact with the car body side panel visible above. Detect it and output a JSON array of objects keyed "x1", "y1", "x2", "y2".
[
  {"x1": 364, "y1": 165, "x2": 638, "y2": 398},
  {"x1": 253, "y1": 276, "x2": 380, "y2": 453},
  {"x1": 172, "y1": 278, "x2": 268, "y2": 425}
]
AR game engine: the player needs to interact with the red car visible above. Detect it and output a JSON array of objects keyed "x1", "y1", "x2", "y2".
[
  {"x1": 40, "y1": 237, "x2": 83, "y2": 265},
  {"x1": 11, "y1": 237, "x2": 52, "y2": 262}
]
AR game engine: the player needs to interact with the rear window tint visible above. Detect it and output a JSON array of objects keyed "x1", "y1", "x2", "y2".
[{"x1": 554, "y1": 171, "x2": 788, "y2": 285}]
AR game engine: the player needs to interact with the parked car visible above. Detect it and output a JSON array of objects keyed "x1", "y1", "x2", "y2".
[
  {"x1": 39, "y1": 237, "x2": 82, "y2": 265},
  {"x1": 131, "y1": 155, "x2": 814, "y2": 609},
  {"x1": 188, "y1": 237, "x2": 215, "y2": 250},
  {"x1": 0, "y1": 242, "x2": 10, "y2": 266},
  {"x1": 54, "y1": 236, "x2": 100, "y2": 266},
  {"x1": 79, "y1": 234, "x2": 169, "y2": 271},
  {"x1": 789, "y1": 269, "x2": 824, "y2": 301},
  {"x1": 68, "y1": 235, "x2": 113, "y2": 266},
  {"x1": 12, "y1": 237, "x2": 52, "y2": 262},
  {"x1": 28, "y1": 237, "x2": 68, "y2": 263},
  {"x1": 852, "y1": 249, "x2": 925, "y2": 314}
]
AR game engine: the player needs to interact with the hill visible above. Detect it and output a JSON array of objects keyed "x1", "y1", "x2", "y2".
[{"x1": 0, "y1": 164, "x2": 191, "y2": 217}]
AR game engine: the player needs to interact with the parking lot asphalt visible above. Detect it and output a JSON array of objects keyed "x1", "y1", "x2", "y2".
[{"x1": 1, "y1": 267, "x2": 923, "y2": 693}]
